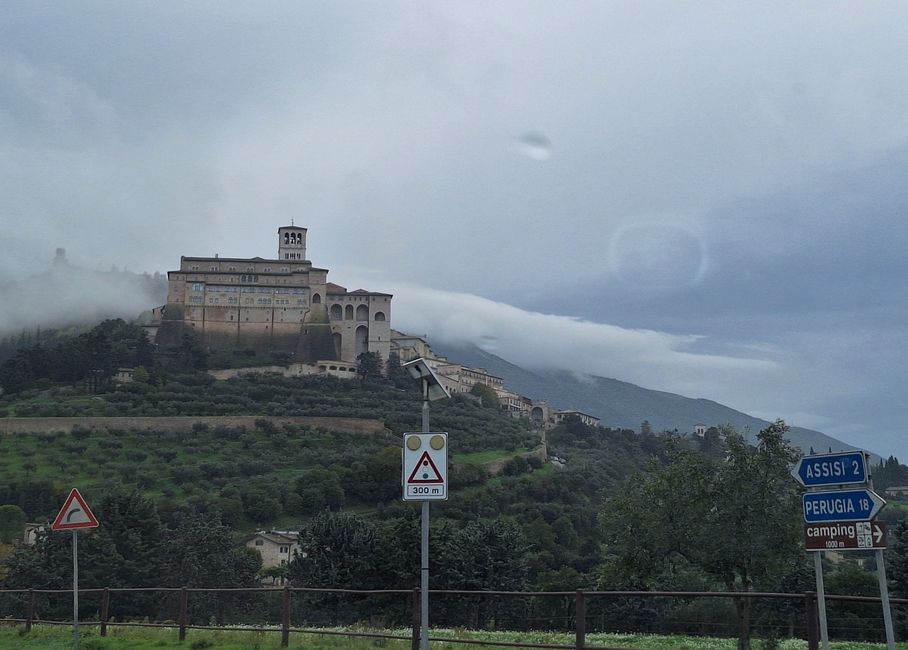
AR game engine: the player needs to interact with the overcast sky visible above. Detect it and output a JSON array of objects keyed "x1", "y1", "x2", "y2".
[{"x1": 2, "y1": 2, "x2": 907, "y2": 459}]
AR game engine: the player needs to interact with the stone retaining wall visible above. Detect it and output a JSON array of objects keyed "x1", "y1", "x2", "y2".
[{"x1": 0, "y1": 415, "x2": 385, "y2": 435}]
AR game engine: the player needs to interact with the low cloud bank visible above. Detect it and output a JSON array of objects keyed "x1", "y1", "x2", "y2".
[
  {"x1": 342, "y1": 274, "x2": 787, "y2": 415},
  {"x1": 0, "y1": 264, "x2": 166, "y2": 337}
]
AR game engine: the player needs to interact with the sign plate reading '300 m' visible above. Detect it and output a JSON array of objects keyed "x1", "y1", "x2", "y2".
[{"x1": 402, "y1": 432, "x2": 448, "y2": 501}]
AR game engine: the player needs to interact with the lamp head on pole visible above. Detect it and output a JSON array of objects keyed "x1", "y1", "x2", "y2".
[{"x1": 402, "y1": 358, "x2": 450, "y2": 401}]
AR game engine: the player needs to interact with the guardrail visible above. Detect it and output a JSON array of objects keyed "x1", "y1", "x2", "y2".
[{"x1": 1, "y1": 586, "x2": 905, "y2": 649}]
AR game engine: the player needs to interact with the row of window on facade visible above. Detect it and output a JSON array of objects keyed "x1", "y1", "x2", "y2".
[
  {"x1": 191, "y1": 283, "x2": 308, "y2": 295},
  {"x1": 189, "y1": 296, "x2": 304, "y2": 306},
  {"x1": 189, "y1": 274, "x2": 311, "y2": 287},
  {"x1": 189, "y1": 265, "x2": 296, "y2": 273}
]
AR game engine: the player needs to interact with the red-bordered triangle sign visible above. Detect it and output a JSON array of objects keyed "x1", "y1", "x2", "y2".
[
  {"x1": 407, "y1": 451, "x2": 444, "y2": 484},
  {"x1": 51, "y1": 488, "x2": 99, "y2": 531}
]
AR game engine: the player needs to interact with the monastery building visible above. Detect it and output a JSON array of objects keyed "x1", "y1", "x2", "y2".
[{"x1": 155, "y1": 226, "x2": 391, "y2": 364}]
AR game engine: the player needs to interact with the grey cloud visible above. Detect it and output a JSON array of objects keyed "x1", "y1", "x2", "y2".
[
  {"x1": 1, "y1": 2, "x2": 908, "y2": 459},
  {"x1": 0, "y1": 262, "x2": 165, "y2": 336}
]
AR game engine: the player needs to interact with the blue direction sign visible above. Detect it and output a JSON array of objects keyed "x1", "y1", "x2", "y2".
[
  {"x1": 792, "y1": 451, "x2": 867, "y2": 488},
  {"x1": 802, "y1": 488, "x2": 886, "y2": 523}
]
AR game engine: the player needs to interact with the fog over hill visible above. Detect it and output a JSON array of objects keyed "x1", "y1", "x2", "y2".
[
  {"x1": 0, "y1": 251, "x2": 167, "y2": 337},
  {"x1": 431, "y1": 341, "x2": 877, "y2": 460}
]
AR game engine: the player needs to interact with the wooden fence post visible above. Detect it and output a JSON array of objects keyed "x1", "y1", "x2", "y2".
[
  {"x1": 411, "y1": 588, "x2": 421, "y2": 650},
  {"x1": 178, "y1": 587, "x2": 189, "y2": 642},
  {"x1": 281, "y1": 585, "x2": 291, "y2": 648},
  {"x1": 25, "y1": 588, "x2": 35, "y2": 632},
  {"x1": 575, "y1": 590, "x2": 586, "y2": 650},
  {"x1": 805, "y1": 591, "x2": 818, "y2": 650},
  {"x1": 100, "y1": 587, "x2": 110, "y2": 637}
]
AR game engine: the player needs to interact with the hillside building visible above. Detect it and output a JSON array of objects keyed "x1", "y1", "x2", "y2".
[
  {"x1": 884, "y1": 486, "x2": 908, "y2": 499},
  {"x1": 245, "y1": 530, "x2": 300, "y2": 572},
  {"x1": 388, "y1": 334, "x2": 557, "y2": 430},
  {"x1": 551, "y1": 410, "x2": 601, "y2": 428},
  {"x1": 155, "y1": 226, "x2": 392, "y2": 364},
  {"x1": 389, "y1": 331, "x2": 433, "y2": 363}
]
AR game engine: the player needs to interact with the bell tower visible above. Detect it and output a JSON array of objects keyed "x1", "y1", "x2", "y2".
[{"x1": 278, "y1": 225, "x2": 307, "y2": 261}]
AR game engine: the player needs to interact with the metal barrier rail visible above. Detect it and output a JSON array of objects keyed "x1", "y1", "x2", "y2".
[{"x1": 1, "y1": 586, "x2": 905, "y2": 649}]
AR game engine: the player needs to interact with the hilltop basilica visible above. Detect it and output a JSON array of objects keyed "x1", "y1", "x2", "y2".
[
  {"x1": 154, "y1": 225, "x2": 392, "y2": 366},
  {"x1": 149, "y1": 225, "x2": 598, "y2": 431}
]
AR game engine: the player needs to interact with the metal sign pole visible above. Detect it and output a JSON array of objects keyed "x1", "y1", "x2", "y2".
[
  {"x1": 875, "y1": 549, "x2": 896, "y2": 650},
  {"x1": 813, "y1": 552, "x2": 829, "y2": 650},
  {"x1": 72, "y1": 530, "x2": 80, "y2": 647},
  {"x1": 868, "y1": 461, "x2": 896, "y2": 650},
  {"x1": 420, "y1": 380, "x2": 430, "y2": 650}
]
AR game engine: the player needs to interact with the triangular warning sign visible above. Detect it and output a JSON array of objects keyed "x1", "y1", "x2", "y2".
[
  {"x1": 51, "y1": 488, "x2": 99, "y2": 531},
  {"x1": 407, "y1": 451, "x2": 444, "y2": 484}
]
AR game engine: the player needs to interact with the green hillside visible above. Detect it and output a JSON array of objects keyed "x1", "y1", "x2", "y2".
[
  {"x1": 0, "y1": 320, "x2": 672, "y2": 593},
  {"x1": 3, "y1": 319, "x2": 908, "y2": 650},
  {"x1": 0, "y1": 373, "x2": 543, "y2": 525}
]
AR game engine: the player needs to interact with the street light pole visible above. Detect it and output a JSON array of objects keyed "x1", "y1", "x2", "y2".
[
  {"x1": 420, "y1": 378, "x2": 430, "y2": 650},
  {"x1": 402, "y1": 358, "x2": 450, "y2": 650}
]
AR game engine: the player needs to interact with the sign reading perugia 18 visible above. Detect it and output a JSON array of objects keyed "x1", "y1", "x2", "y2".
[{"x1": 802, "y1": 488, "x2": 886, "y2": 523}]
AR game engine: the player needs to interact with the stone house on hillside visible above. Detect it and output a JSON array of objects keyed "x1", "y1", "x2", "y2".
[
  {"x1": 552, "y1": 410, "x2": 601, "y2": 428},
  {"x1": 245, "y1": 530, "x2": 299, "y2": 571}
]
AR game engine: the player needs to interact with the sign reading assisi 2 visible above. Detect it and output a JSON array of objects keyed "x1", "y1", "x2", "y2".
[{"x1": 791, "y1": 450, "x2": 867, "y2": 487}]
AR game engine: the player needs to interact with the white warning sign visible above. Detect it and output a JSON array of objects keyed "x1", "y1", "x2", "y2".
[{"x1": 403, "y1": 432, "x2": 448, "y2": 501}]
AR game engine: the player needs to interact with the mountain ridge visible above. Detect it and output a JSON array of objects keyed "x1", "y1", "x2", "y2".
[{"x1": 430, "y1": 341, "x2": 878, "y2": 460}]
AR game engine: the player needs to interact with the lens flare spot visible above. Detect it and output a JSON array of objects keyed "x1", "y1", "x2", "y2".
[
  {"x1": 608, "y1": 222, "x2": 707, "y2": 289},
  {"x1": 515, "y1": 132, "x2": 552, "y2": 161}
]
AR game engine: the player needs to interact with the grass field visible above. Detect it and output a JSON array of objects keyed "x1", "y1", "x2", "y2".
[
  {"x1": 451, "y1": 449, "x2": 512, "y2": 464},
  {"x1": 0, "y1": 625, "x2": 905, "y2": 650}
]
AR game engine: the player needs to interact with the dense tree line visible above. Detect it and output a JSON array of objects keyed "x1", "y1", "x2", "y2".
[
  {"x1": 1, "y1": 492, "x2": 260, "y2": 623},
  {"x1": 873, "y1": 456, "x2": 908, "y2": 490},
  {"x1": 287, "y1": 510, "x2": 530, "y2": 628},
  {"x1": 0, "y1": 494, "x2": 534, "y2": 629},
  {"x1": 600, "y1": 422, "x2": 804, "y2": 649},
  {"x1": 0, "y1": 325, "x2": 90, "y2": 364},
  {"x1": 0, "y1": 320, "x2": 155, "y2": 395}
]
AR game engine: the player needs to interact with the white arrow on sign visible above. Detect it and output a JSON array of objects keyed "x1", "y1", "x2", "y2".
[{"x1": 874, "y1": 523, "x2": 885, "y2": 544}]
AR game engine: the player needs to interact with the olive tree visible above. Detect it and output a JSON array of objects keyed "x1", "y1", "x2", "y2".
[{"x1": 600, "y1": 421, "x2": 801, "y2": 650}]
